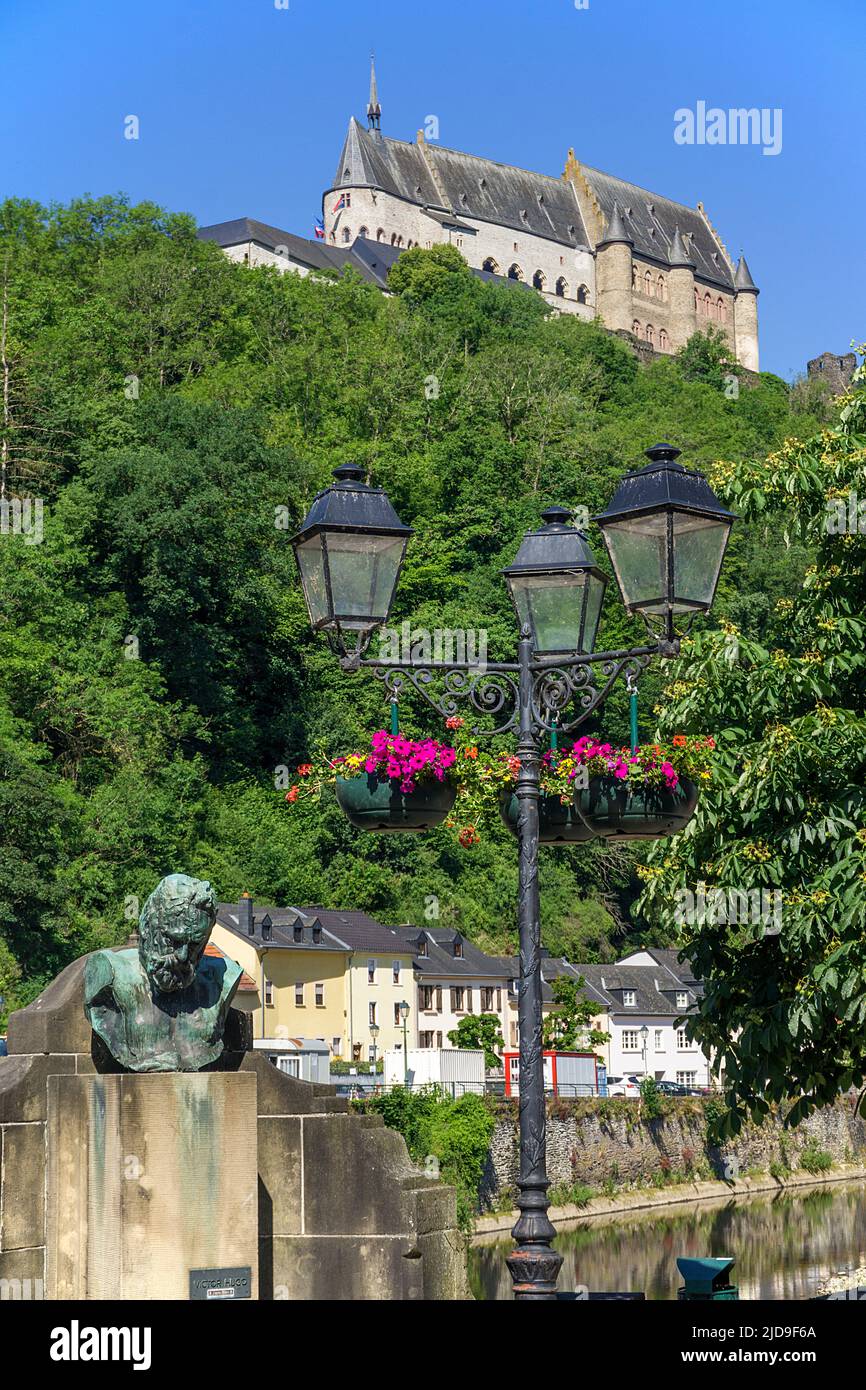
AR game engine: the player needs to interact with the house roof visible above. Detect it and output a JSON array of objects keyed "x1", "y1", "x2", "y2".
[
  {"x1": 294, "y1": 908, "x2": 417, "y2": 957},
  {"x1": 391, "y1": 926, "x2": 517, "y2": 979},
  {"x1": 574, "y1": 963, "x2": 697, "y2": 1016},
  {"x1": 204, "y1": 941, "x2": 258, "y2": 993},
  {"x1": 216, "y1": 903, "x2": 350, "y2": 954}
]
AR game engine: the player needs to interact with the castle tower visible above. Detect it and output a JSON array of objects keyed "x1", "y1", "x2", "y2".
[
  {"x1": 595, "y1": 202, "x2": 633, "y2": 333},
  {"x1": 733, "y1": 255, "x2": 759, "y2": 372},
  {"x1": 667, "y1": 226, "x2": 697, "y2": 351},
  {"x1": 367, "y1": 54, "x2": 381, "y2": 133}
]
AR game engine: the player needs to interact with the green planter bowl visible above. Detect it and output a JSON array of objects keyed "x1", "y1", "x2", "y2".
[
  {"x1": 499, "y1": 790, "x2": 600, "y2": 844},
  {"x1": 582, "y1": 775, "x2": 699, "y2": 841},
  {"x1": 335, "y1": 774, "x2": 456, "y2": 833}
]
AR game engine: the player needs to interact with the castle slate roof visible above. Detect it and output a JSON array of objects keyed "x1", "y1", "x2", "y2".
[
  {"x1": 330, "y1": 118, "x2": 591, "y2": 249},
  {"x1": 580, "y1": 164, "x2": 735, "y2": 289}
]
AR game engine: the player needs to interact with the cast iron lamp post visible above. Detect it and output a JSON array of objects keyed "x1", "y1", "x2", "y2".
[
  {"x1": 369, "y1": 1022, "x2": 380, "y2": 1088},
  {"x1": 291, "y1": 445, "x2": 734, "y2": 1299},
  {"x1": 398, "y1": 1000, "x2": 411, "y2": 1084}
]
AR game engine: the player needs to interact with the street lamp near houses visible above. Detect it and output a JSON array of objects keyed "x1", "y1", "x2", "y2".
[
  {"x1": 369, "y1": 1022, "x2": 380, "y2": 1088},
  {"x1": 398, "y1": 1000, "x2": 410, "y2": 1084},
  {"x1": 640, "y1": 1024, "x2": 649, "y2": 1078},
  {"x1": 291, "y1": 445, "x2": 733, "y2": 1300}
]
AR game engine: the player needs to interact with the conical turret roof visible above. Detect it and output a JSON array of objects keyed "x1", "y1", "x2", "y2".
[{"x1": 735, "y1": 255, "x2": 758, "y2": 292}]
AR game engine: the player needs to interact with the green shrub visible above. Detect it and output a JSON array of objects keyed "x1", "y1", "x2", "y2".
[
  {"x1": 799, "y1": 1142, "x2": 833, "y2": 1175},
  {"x1": 548, "y1": 1182, "x2": 596, "y2": 1209},
  {"x1": 640, "y1": 1077, "x2": 663, "y2": 1120}
]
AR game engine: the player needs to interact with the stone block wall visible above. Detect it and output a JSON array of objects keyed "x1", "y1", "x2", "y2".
[{"x1": 480, "y1": 1098, "x2": 866, "y2": 1209}]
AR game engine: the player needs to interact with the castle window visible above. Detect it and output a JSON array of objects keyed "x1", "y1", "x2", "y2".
[
  {"x1": 646, "y1": 324, "x2": 654, "y2": 345},
  {"x1": 532, "y1": 269, "x2": 546, "y2": 290},
  {"x1": 520, "y1": 209, "x2": 529, "y2": 224},
  {"x1": 480, "y1": 178, "x2": 487, "y2": 190},
  {"x1": 717, "y1": 297, "x2": 726, "y2": 322},
  {"x1": 343, "y1": 167, "x2": 351, "y2": 182},
  {"x1": 644, "y1": 270, "x2": 652, "y2": 297},
  {"x1": 695, "y1": 289, "x2": 701, "y2": 313},
  {"x1": 482, "y1": 257, "x2": 500, "y2": 274},
  {"x1": 632, "y1": 320, "x2": 641, "y2": 336},
  {"x1": 657, "y1": 275, "x2": 666, "y2": 301},
  {"x1": 342, "y1": 227, "x2": 352, "y2": 243},
  {"x1": 376, "y1": 228, "x2": 385, "y2": 242},
  {"x1": 704, "y1": 292, "x2": 713, "y2": 318},
  {"x1": 556, "y1": 276, "x2": 568, "y2": 298},
  {"x1": 508, "y1": 264, "x2": 524, "y2": 281},
  {"x1": 358, "y1": 226, "x2": 368, "y2": 239},
  {"x1": 391, "y1": 233, "x2": 398, "y2": 245},
  {"x1": 577, "y1": 284, "x2": 588, "y2": 304},
  {"x1": 632, "y1": 263, "x2": 637, "y2": 289},
  {"x1": 659, "y1": 328, "x2": 668, "y2": 350},
  {"x1": 460, "y1": 192, "x2": 468, "y2": 206}
]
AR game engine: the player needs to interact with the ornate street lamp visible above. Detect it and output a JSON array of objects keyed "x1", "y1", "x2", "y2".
[
  {"x1": 593, "y1": 444, "x2": 736, "y2": 644},
  {"x1": 398, "y1": 1000, "x2": 411, "y2": 1084},
  {"x1": 370, "y1": 1021, "x2": 380, "y2": 1086},
  {"x1": 290, "y1": 448, "x2": 733, "y2": 1299},
  {"x1": 501, "y1": 507, "x2": 607, "y2": 657},
  {"x1": 291, "y1": 464, "x2": 412, "y2": 658}
]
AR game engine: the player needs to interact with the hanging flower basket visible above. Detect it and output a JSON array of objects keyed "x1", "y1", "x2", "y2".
[
  {"x1": 498, "y1": 789, "x2": 600, "y2": 844},
  {"x1": 284, "y1": 729, "x2": 458, "y2": 834},
  {"x1": 581, "y1": 775, "x2": 699, "y2": 841},
  {"x1": 335, "y1": 773, "x2": 457, "y2": 833}
]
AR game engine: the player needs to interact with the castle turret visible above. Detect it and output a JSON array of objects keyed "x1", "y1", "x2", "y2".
[
  {"x1": 595, "y1": 202, "x2": 633, "y2": 333},
  {"x1": 733, "y1": 255, "x2": 759, "y2": 372},
  {"x1": 667, "y1": 226, "x2": 697, "y2": 351}
]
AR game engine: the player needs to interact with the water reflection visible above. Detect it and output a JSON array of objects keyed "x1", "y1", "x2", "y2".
[{"x1": 470, "y1": 1182, "x2": 866, "y2": 1301}]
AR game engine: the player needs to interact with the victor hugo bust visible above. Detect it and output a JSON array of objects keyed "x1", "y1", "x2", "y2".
[{"x1": 84, "y1": 873, "x2": 243, "y2": 1072}]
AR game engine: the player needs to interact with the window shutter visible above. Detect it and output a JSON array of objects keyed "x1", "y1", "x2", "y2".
[
  {"x1": 496, "y1": 988, "x2": 501, "y2": 1010},
  {"x1": 435, "y1": 986, "x2": 442, "y2": 1011}
]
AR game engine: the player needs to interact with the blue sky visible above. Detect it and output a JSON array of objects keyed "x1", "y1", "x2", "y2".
[{"x1": 0, "y1": 0, "x2": 863, "y2": 379}]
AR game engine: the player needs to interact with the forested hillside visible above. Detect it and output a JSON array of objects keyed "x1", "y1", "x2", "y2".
[{"x1": 0, "y1": 196, "x2": 837, "y2": 1018}]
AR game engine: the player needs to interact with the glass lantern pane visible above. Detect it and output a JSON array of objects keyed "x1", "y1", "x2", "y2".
[
  {"x1": 324, "y1": 532, "x2": 406, "y2": 629},
  {"x1": 603, "y1": 516, "x2": 667, "y2": 612},
  {"x1": 673, "y1": 515, "x2": 731, "y2": 608},
  {"x1": 294, "y1": 535, "x2": 330, "y2": 626},
  {"x1": 510, "y1": 572, "x2": 596, "y2": 653},
  {"x1": 582, "y1": 574, "x2": 605, "y2": 651}
]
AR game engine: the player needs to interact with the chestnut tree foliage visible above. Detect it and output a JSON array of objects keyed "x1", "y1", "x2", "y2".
[
  {"x1": 0, "y1": 194, "x2": 843, "y2": 1028},
  {"x1": 638, "y1": 354, "x2": 866, "y2": 1129}
]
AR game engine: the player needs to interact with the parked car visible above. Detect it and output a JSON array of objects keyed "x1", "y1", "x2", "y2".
[
  {"x1": 655, "y1": 1080, "x2": 691, "y2": 1096},
  {"x1": 0, "y1": 1037, "x2": 7, "y2": 1057},
  {"x1": 606, "y1": 1074, "x2": 641, "y2": 1098}
]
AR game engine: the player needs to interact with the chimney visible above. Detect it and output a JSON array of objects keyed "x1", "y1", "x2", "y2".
[{"x1": 239, "y1": 892, "x2": 254, "y2": 936}]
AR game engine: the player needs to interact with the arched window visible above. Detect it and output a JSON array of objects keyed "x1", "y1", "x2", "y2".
[
  {"x1": 704, "y1": 292, "x2": 713, "y2": 318},
  {"x1": 717, "y1": 297, "x2": 726, "y2": 322},
  {"x1": 657, "y1": 275, "x2": 666, "y2": 301},
  {"x1": 329, "y1": 231, "x2": 336, "y2": 244},
  {"x1": 358, "y1": 226, "x2": 369, "y2": 239},
  {"x1": 659, "y1": 328, "x2": 669, "y2": 351},
  {"x1": 376, "y1": 228, "x2": 385, "y2": 242},
  {"x1": 646, "y1": 324, "x2": 654, "y2": 345},
  {"x1": 632, "y1": 263, "x2": 637, "y2": 289},
  {"x1": 391, "y1": 233, "x2": 398, "y2": 246},
  {"x1": 556, "y1": 276, "x2": 568, "y2": 298},
  {"x1": 532, "y1": 269, "x2": 546, "y2": 290},
  {"x1": 694, "y1": 288, "x2": 701, "y2": 314},
  {"x1": 396, "y1": 235, "x2": 404, "y2": 247},
  {"x1": 341, "y1": 227, "x2": 352, "y2": 244},
  {"x1": 482, "y1": 257, "x2": 500, "y2": 274},
  {"x1": 577, "y1": 284, "x2": 588, "y2": 304},
  {"x1": 508, "y1": 264, "x2": 524, "y2": 281},
  {"x1": 632, "y1": 320, "x2": 641, "y2": 336},
  {"x1": 644, "y1": 270, "x2": 652, "y2": 297}
]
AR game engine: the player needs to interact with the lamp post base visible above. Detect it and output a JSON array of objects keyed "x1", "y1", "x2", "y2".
[{"x1": 506, "y1": 1194, "x2": 563, "y2": 1300}]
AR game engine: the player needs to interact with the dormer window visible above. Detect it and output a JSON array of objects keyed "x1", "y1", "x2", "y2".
[
  {"x1": 293, "y1": 924, "x2": 303, "y2": 943},
  {"x1": 623, "y1": 989, "x2": 636, "y2": 1006},
  {"x1": 676, "y1": 991, "x2": 688, "y2": 1010},
  {"x1": 416, "y1": 934, "x2": 428, "y2": 957},
  {"x1": 343, "y1": 168, "x2": 351, "y2": 182},
  {"x1": 453, "y1": 939, "x2": 463, "y2": 959},
  {"x1": 479, "y1": 178, "x2": 487, "y2": 191},
  {"x1": 537, "y1": 193, "x2": 544, "y2": 205},
  {"x1": 261, "y1": 914, "x2": 272, "y2": 942},
  {"x1": 312, "y1": 925, "x2": 322, "y2": 944},
  {"x1": 460, "y1": 192, "x2": 468, "y2": 206}
]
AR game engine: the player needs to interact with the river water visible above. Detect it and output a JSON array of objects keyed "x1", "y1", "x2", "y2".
[{"x1": 469, "y1": 1181, "x2": 866, "y2": 1300}]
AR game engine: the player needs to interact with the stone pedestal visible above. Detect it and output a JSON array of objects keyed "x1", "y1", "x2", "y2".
[{"x1": 46, "y1": 1072, "x2": 258, "y2": 1300}]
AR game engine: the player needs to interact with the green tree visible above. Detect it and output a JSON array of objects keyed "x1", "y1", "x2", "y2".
[
  {"x1": 447, "y1": 1013, "x2": 505, "y2": 1069},
  {"x1": 637, "y1": 352, "x2": 866, "y2": 1132},
  {"x1": 542, "y1": 976, "x2": 609, "y2": 1052}
]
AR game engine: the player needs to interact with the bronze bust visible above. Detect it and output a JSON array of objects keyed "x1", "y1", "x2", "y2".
[{"x1": 84, "y1": 874, "x2": 242, "y2": 1072}]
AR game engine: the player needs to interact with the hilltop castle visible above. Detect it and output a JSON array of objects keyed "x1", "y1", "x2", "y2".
[{"x1": 201, "y1": 61, "x2": 760, "y2": 370}]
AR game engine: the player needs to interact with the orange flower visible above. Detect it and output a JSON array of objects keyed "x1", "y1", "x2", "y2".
[
  {"x1": 458, "y1": 825, "x2": 479, "y2": 848},
  {"x1": 297, "y1": 763, "x2": 313, "y2": 776},
  {"x1": 463, "y1": 746, "x2": 479, "y2": 760},
  {"x1": 672, "y1": 735, "x2": 687, "y2": 748},
  {"x1": 286, "y1": 787, "x2": 299, "y2": 803}
]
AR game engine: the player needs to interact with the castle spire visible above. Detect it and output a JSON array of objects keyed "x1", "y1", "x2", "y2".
[
  {"x1": 668, "y1": 225, "x2": 695, "y2": 268},
  {"x1": 735, "y1": 254, "x2": 758, "y2": 292},
  {"x1": 597, "y1": 201, "x2": 632, "y2": 248},
  {"x1": 367, "y1": 54, "x2": 381, "y2": 132}
]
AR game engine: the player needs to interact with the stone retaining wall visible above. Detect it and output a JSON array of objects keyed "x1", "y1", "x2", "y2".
[{"x1": 480, "y1": 1098, "x2": 866, "y2": 1209}]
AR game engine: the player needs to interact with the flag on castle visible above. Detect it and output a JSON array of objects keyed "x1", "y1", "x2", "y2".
[
  {"x1": 332, "y1": 194, "x2": 347, "y2": 214},
  {"x1": 314, "y1": 217, "x2": 325, "y2": 240}
]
